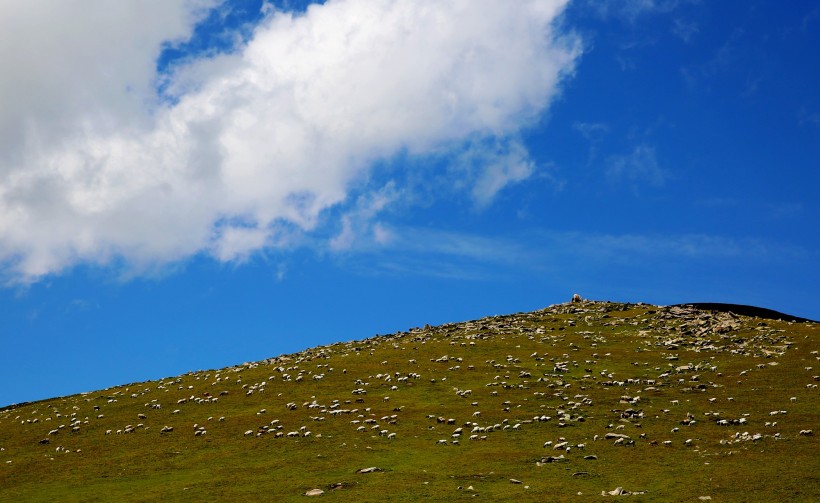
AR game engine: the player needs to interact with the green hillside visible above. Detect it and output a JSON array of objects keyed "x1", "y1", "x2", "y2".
[{"x1": 1, "y1": 299, "x2": 818, "y2": 502}]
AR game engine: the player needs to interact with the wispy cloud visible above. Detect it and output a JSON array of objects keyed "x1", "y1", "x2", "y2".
[
  {"x1": 801, "y1": 7, "x2": 820, "y2": 33},
  {"x1": 573, "y1": 121, "x2": 609, "y2": 163},
  {"x1": 324, "y1": 225, "x2": 808, "y2": 281},
  {"x1": 693, "y1": 197, "x2": 740, "y2": 208},
  {"x1": 765, "y1": 202, "x2": 804, "y2": 221},
  {"x1": 681, "y1": 27, "x2": 746, "y2": 90},
  {"x1": 328, "y1": 225, "x2": 539, "y2": 280},
  {"x1": 605, "y1": 144, "x2": 668, "y2": 191},
  {"x1": 329, "y1": 183, "x2": 399, "y2": 252},
  {"x1": 672, "y1": 18, "x2": 699, "y2": 43},
  {"x1": 798, "y1": 108, "x2": 820, "y2": 128},
  {"x1": 573, "y1": 121, "x2": 609, "y2": 139},
  {"x1": 451, "y1": 138, "x2": 539, "y2": 209},
  {"x1": 579, "y1": 0, "x2": 695, "y2": 23},
  {"x1": 64, "y1": 298, "x2": 99, "y2": 314},
  {"x1": 0, "y1": 0, "x2": 581, "y2": 282}
]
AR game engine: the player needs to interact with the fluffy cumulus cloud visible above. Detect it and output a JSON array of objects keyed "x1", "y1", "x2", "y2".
[{"x1": 0, "y1": 0, "x2": 580, "y2": 280}]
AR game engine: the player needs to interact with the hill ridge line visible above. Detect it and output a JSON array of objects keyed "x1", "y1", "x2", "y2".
[{"x1": 2, "y1": 299, "x2": 814, "y2": 411}]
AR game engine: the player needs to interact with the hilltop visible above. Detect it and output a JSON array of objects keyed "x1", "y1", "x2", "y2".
[{"x1": 1, "y1": 299, "x2": 818, "y2": 501}]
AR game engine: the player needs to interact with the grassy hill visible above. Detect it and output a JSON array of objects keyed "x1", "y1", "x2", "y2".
[{"x1": 1, "y1": 299, "x2": 818, "y2": 502}]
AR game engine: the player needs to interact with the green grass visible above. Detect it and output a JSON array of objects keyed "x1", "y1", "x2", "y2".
[{"x1": 1, "y1": 301, "x2": 818, "y2": 501}]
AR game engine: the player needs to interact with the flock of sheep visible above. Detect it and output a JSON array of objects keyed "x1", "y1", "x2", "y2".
[{"x1": 1, "y1": 297, "x2": 818, "y2": 499}]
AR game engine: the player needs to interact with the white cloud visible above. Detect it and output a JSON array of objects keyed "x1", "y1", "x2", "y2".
[
  {"x1": 0, "y1": 0, "x2": 580, "y2": 281},
  {"x1": 211, "y1": 225, "x2": 270, "y2": 262},
  {"x1": 0, "y1": 1, "x2": 218, "y2": 166}
]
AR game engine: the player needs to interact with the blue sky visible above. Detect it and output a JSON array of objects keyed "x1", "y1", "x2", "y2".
[{"x1": 1, "y1": 0, "x2": 818, "y2": 407}]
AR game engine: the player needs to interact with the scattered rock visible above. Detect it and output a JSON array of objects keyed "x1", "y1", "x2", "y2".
[{"x1": 305, "y1": 488, "x2": 324, "y2": 496}]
